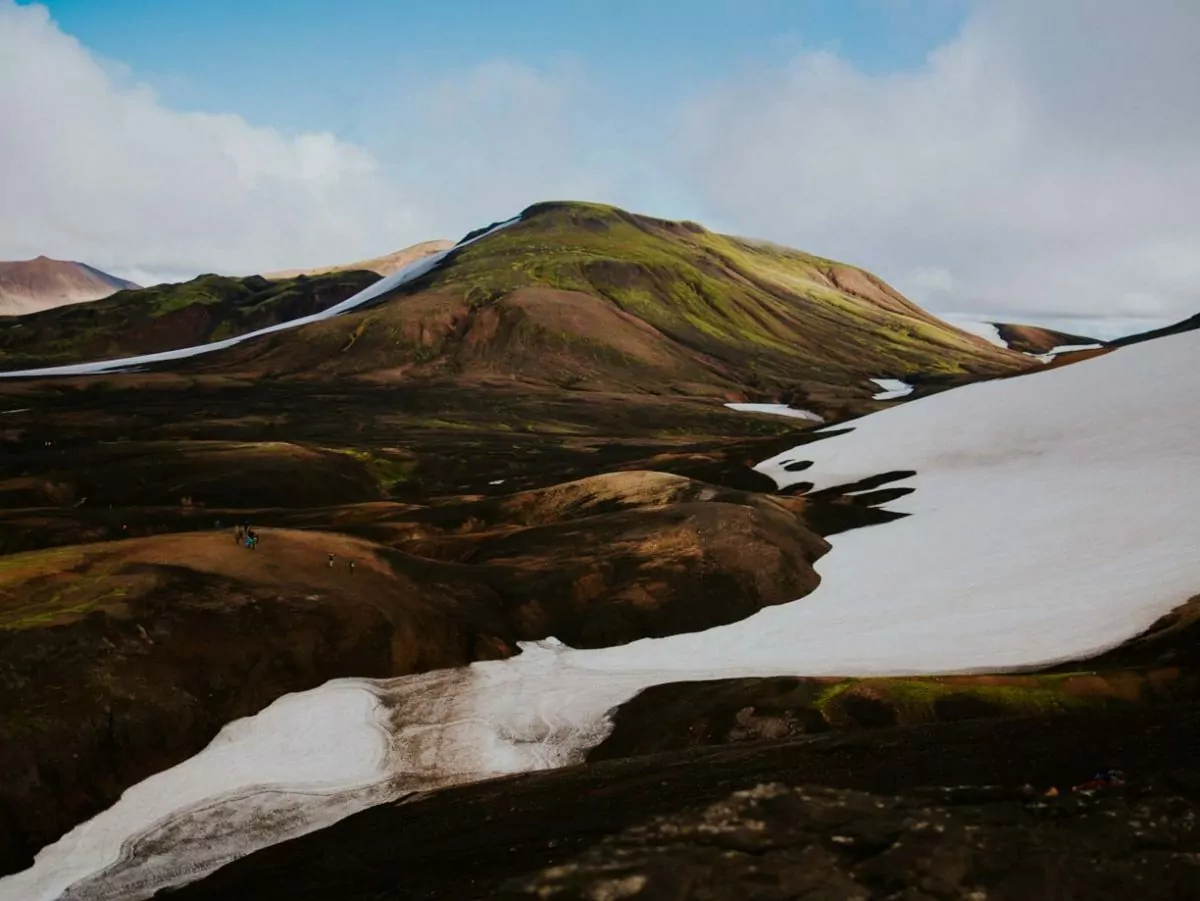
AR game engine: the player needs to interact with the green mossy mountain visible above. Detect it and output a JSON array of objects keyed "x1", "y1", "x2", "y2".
[
  {"x1": 189, "y1": 201, "x2": 1035, "y2": 418},
  {"x1": 0, "y1": 270, "x2": 379, "y2": 369}
]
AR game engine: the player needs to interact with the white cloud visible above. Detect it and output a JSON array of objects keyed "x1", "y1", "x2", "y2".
[
  {"x1": 0, "y1": 1, "x2": 418, "y2": 282},
  {"x1": 676, "y1": 0, "x2": 1200, "y2": 319}
]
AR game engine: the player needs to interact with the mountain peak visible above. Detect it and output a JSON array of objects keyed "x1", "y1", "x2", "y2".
[{"x1": 0, "y1": 257, "x2": 140, "y2": 316}]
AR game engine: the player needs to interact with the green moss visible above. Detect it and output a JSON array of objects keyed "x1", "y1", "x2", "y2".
[{"x1": 321, "y1": 446, "x2": 416, "y2": 492}]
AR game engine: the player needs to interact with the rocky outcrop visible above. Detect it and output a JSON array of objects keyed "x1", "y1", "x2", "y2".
[{"x1": 504, "y1": 782, "x2": 1200, "y2": 900}]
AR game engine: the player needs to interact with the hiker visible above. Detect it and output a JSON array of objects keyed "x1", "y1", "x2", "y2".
[
  {"x1": 247, "y1": 528, "x2": 258, "y2": 550},
  {"x1": 348, "y1": 560, "x2": 355, "y2": 574},
  {"x1": 328, "y1": 553, "x2": 335, "y2": 568},
  {"x1": 235, "y1": 525, "x2": 244, "y2": 545}
]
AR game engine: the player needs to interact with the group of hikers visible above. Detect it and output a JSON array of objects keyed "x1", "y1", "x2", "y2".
[
  {"x1": 234, "y1": 522, "x2": 259, "y2": 550},
  {"x1": 225, "y1": 520, "x2": 361, "y2": 571}
]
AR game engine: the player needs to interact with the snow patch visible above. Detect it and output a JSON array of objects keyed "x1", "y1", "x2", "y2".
[
  {"x1": 724, "y1": 403, "x2": 824, "y2": 423},
  {"x1": 1030, "y1": 343, "x2": 1106, "y2": 363},
  {"x1": 0, "y1": 216, "x2": 523, "y2": 380},
  {"x1": 870, "y1": 378, "x2": 914, "y2": 400},
  {"x1": 9, "y1": 330, "x2": 1200, "y2": 900}
]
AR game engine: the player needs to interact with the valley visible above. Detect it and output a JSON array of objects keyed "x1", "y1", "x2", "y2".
[{"x1": 0, "y1": 203, "x2": 1197, "y2": 901}]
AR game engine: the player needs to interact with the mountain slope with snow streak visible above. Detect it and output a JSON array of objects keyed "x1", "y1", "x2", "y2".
[
  {"x1": 6, "y1": 329, "x2": 1200, "y2": 901},
  {"x1": 0, "y1": 218, "x2": 521, "y2": 379}
]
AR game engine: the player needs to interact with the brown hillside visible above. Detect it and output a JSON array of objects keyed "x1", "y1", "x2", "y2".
[{"x1": 995, "y1": 322, "x2": 1101, "y2": 354}]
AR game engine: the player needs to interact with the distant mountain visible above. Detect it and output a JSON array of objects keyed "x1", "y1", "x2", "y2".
[
  {"x1": 0, "y1": 256, "x2": 140, "y2": 316},
  {"x1": 263, "y1": 240, "x2": 453, "y2": 279},
  {"x1": 993, "y1": 322, "x2": 1102, "y2": 354}
]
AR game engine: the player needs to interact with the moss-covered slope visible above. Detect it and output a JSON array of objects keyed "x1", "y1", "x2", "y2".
[{"x1": 191, "y1": 202, "x2": 1035, "y2": 417}]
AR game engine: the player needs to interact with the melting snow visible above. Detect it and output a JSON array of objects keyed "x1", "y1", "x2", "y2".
[
  {"x1": 0, "y1": 217, "x2": 523, "y2": 380},
  {"x1": 724, "y1": 403, "x2": 824, "y2": 423},
  {"x1": 8, "y1": 330, "x2": 1200, "y2": 900},
  {"x1": 870, "y1": 378, "x2": 914, "y2": 400}
]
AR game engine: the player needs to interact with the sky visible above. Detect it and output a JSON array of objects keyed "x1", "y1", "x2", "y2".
[{"x1": 1, "y1": 0, "x2": 1198, "y2": 328}]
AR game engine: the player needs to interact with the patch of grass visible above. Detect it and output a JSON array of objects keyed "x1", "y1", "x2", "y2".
[{"x1": 321, "y1": 446, "x2": 417, "y2": 492}]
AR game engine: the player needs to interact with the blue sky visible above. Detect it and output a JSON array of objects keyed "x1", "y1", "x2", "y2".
[
  {"x1": 41, "y1": 0, "x2": 969, "y2": 142},
  {"x1": 4, "y1": 0, "x2": 1198, "y2": 324}
]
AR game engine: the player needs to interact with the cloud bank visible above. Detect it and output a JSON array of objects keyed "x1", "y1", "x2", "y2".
[
  {"x1": 678, "y1": 0, "x2": 1200, "y2": 320},
  {"x1": 1, "y1": 0, "x2": 1197, "y2": 322}
]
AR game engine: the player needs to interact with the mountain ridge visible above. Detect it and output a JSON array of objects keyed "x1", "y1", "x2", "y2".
[{"x1": 182, "y1": 200, "x2": 1035, "y2": 419}]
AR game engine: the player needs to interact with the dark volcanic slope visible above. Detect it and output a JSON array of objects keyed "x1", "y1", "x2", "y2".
[
  {"x1": 183, "y1": 201, "x2": 1036, "y2": 419},
  {"x1": 0, "y1": 256, "x2": 139, "y2": 316},
  {"x1": 1109, "y1": 311, "x2": 1200, "y2": 347},
  {"x1": 0, "y1": 270, "x2": 378, "y2": 370}
]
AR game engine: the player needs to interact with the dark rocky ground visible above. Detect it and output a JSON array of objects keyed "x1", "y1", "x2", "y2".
[
  {"x1": 169, "y1": 700, "x2": 1200, "y2": 900},
  {"x1": 505, "y1": 781, "x2": 1200, "y2": 900}
]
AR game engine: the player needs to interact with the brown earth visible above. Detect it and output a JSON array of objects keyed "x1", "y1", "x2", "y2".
[{"x1": 0, "y1": 256, "x2": 139, "y2": 316}]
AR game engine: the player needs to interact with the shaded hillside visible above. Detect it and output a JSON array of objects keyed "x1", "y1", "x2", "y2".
[
  {"x1": 994, "y1": 321, "x2": 1101, "y2": 354},
  {"x1": 0, "y1": 270, "x2": 378, "y2": 369},
  {"x1": 192, "y1": 202, "x2": 1035, "y2": 418},
  {"x1": 264, "y1": 239, "x2": 453, "y2": 278},
  {"x1": 0, "y1": 257, "x2": 139, "y2": 316}
]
